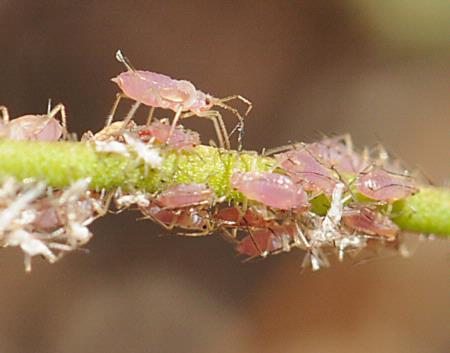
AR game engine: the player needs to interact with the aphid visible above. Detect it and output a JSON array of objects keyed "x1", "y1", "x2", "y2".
[
  {"x1": 235, "y1": 222, "x2": 300, "y2": 258},
  {"x1": 306, "y1": 135, "x2": 368, "y2": 174},
  {"x1": 342, "y1": 206, "x2": 399, "y2": 239},
  {"x1": 0, "y1": 103, "x2": 67, "y2": 141},
  {"x1": 236, "y1": 228, "x2": 282, "y2": 258},
  {"x1": 155, "y1": 183, "x2": 215, "y2": 209},
  {"x1": 274, "y1": 147, "x2": 339, "y2": 196},
  {"x1": 141, "y1": 202, "x2": 213, "y2": 236},
  {"x1": 108, "y1": 50, "x2": 252, "y2": 149},
  {"x1": 32, "y1": 200, "x2": 62, "y2": 232},
  {"x1": 356, "y1": 167, "x2": 418, "y2": 202},
  {"x1": 137, "y1": 120, "x2": 201, "y2": 151},
  {"x1": 231, "y1": 172, "x2": 309, "y2": 211},
  {"x1": 215, "y1": 206, "x2": 270, "y2": 228}
]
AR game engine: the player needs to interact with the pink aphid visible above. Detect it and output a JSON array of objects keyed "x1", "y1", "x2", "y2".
[
  {"x1": 155, "y1": 183, "x2": 215, "y2": 209},
  {"x1": 236, "y1": 223, "x2": 298, "y2": 258},
  {"x1": 0, "y1": 104, "x2": 66, "y2": 142},
  {"x1": 236, "y1": 229, "x2": 282, "y2": 258},
  {"x1": 275, "y1": 148, "x2": 338, "y2": 196},
  {"x1": 109, "y1": 50, "x2": 252, "y2": 149},
  {"x1": 7, "y1": 116, "x2": 63, "y2": 141},
  {"x1": 231, "y1": 172, "x2": 309, "y2": 211},
  {"x1": 342, "y1": 207, "x2": 399, "y2": 239},
  {"x1": 356, "y1": 168, "x2": 417, "y2": 202},
  {"x1": 138, "y1": 120, "x2": 200, "y2": 150},
  {"x1": 32, "y1": 204, "x2": 62, "y2": 232},
  {"x1": 215, "y1": 206, "x2": 270, "y2": 228},
  {"x1": 143, "y1": 202, "x2": 211, "y2": 233},
  {"x1": 306, "y1": 136, "x2": 367, "y2": 174}
]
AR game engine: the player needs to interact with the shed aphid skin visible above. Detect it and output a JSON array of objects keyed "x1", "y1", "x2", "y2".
[
  {"x1": 122, "y1": 132, "x2": 163, "y2": 170},
  {"x1": 108, "y1": 50, "x2": 252, "y2": 150},
  {"x1": 0, "y1": 177, "x2": 108, "y2": 271},
  {"x1": 0, "y1": 103, "x2": 67, "y2": 141}
]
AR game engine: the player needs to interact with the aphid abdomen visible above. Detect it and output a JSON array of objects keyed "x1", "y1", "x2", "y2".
[
  {"x1": 342, "y1": 207, "x2": 399, "y2": 239},
  {"x1": 155, "y1": 184, "x2": 214, "y2": 209},
  {"x1": 112, "y1": 71, "x2": 197, "y2": 113},
  {"x1": 7, "y1": 115, "x2": 63, "y2": 141},
  {"x1": 275, "y1": 149, "x2": 338, "y2": 196},
  {"x1": 231, "y1": 172, "x2": 309, "y2": 211},
  {"x1": 356, "y1": 168, "x2": 418, "y2": 202}
]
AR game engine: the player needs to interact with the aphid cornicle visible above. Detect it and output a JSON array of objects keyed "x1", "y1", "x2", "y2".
[{"x1": 108, "y1": 50, "x2": 252, "y2": 150}]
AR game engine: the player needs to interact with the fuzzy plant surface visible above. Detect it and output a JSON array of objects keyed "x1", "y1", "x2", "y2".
[{"x1": 0, "y1": 139, "x2": 449, "y2": 237}]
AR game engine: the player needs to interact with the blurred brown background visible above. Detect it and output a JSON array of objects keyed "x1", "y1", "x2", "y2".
[{"x1": 1, "y1": 1, "x2": 450, "y2": 352}]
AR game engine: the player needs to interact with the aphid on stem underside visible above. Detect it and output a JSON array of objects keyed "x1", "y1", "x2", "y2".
[{"x1": 108, "y1": 50, "x2": 252, "y2": 150}]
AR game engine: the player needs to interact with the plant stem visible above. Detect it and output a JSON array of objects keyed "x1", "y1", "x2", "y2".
[{"x1": 1, "y1": 140, "x2": 449, "y2": 237}]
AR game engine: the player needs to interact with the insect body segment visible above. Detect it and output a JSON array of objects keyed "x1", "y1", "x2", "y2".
[{"x1": 231, "y1": 171, "x2": 310, "y2": 211}]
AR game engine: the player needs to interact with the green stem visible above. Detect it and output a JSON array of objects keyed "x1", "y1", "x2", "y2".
[{"x1": 1, "y1": 140, "x2": 449, "y2": 237}]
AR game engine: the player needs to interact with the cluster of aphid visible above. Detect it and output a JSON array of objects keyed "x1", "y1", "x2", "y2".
[
  {"x1": 0, "y1": 177, "x2": 104, "y2": 271},
  {"x1": 109, "y1": 132, "x2": 418, "y2": 270},
  {"x1": 0, "y1": 50, "x2": 420, "y2": 270}
]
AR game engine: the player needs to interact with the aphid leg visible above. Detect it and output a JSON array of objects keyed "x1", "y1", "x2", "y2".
[
  {"x1": 217, "y1": 95, "x2": 253, "y2": 116},
  {"x1": 0, "y1": 106, "x2": 10, "y2": 123},
  {"x1": 177, "y1": 109, "x2": 228, "y2": 149},
  {"x1": 167, "y1": 106, "x2": 183, "y2": 144},
  {"x1": 47, "y1": 103, "x2": 68, "y2": 139},
  {"x1": 194, "y1": 110, "x2": 229, "y2": 149},
  {"x1": 214, "y1": 95, "x2": 252, "y2": 151},
  {"x1": 91, "y1": 190, "x2": 114, "y2": 220},
  {"x1": 105, "y1": 93, "x2": 126, "y2": 127},
  {"x1": 146, "y1": 106, "x2": 155, "y2": 126},
  {"x1": 117, "y1": 101, "x2": 141, "y2": 135}
]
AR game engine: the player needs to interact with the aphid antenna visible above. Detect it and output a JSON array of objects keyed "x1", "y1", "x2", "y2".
[
  {"x1": 262, "y1": 142, "x2": 301, "y2": 156},
  {"x1": 47, "y1": 102, "x2": 68, "y2": 138},
  {"x1": 0, "y1": 105, "x2": 10, "y2": 123},
  {"x1": 210, "y1": 98, "x2": 249, "y2": 149},
  {"x1": 115, "y1": 49, "x2": 137, "y2": 73}
]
